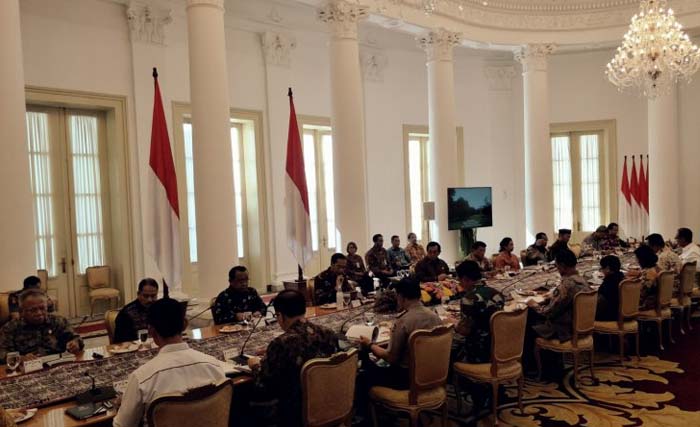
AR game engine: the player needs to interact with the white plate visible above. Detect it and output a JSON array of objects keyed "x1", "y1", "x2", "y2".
[
  {"x1": 320, "y1": 303, "x2": 337, "y2": 309},
  {"x1": 8, "y1": 408, "x2": 37, "y2": 423},
  {"x1": 109, "y1": 343, "x2": 140, "y2": 354},
  {"x1": 219, "y1": 324, "x2": 245, "y2": 333}
]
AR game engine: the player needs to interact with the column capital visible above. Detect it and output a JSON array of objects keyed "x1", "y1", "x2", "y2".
[
  {"x1": 261, "y1": 32, "x2": 297, "y2": 68},
  {"x1": 416, "y1": 29, "x2": 462, "y2": 62},
  {"x1": 317, "y1": 0, "x2": 369, "y2": 40},
  {"x1": 360, "y1": 50, "x2": 388, "y2": 82},
  {"x1": 186, "y1": 0, "x2": 224, "y2": 11},
  {"x1": 515, "y1": 44, "x2": 557, "y2": 72},
  {"x1": 126, "y1": 1, "x2": 172, "y2": 45},
  {"x1": 484, "y1": 64, "x2": 516, "y2": 91}
]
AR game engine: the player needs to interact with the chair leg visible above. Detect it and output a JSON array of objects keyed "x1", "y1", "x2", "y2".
[
  {"x1": 453, "y1": 374, "x2": 463, "y2": 415},
  {"x1": 686, "y1": 307, "x2": 693, "y2": 331},
  {"x1": 573, "y1": 352, "x2": 579, "y2": 388},
  {"x1": 409, "y1": 410, "x2": 419, "y2": 427},
  {"x1": 588, "y1": 349, "x2": 596, "y2": 382},
  {"x1": 618, "y1": 333, "x2": 625, "y2": 364},
  {"x1": 667, "y1": 318, "x2": 675, "y2": 344},
  {"x1": 517, "y1": 375, "x2": 524, "y2": 414},
  {"x1": 534, "y1": 345, "x2": 542, "y2": 381},
  {"x1": 635, "y1": 332, "x2": 640, "y2": 360},
  {"x1": 90, "y1": 299, "x2": 94, "y2": 317},
  {"x1": 491, "y1": 381, "x2": 500, "y2": 426},
  {"x1": 369, "y1": 402, "x2": 378, "y2": 427},
  {"x1": 656, "y1": 320, "x2": 665, "y2": 351},
  {"x1": 441, "y1": 401, "x2": 448, "y2": 427}
]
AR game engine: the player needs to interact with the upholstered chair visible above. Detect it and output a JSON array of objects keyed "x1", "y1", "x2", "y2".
[
  {"x1": 146, "y1": 379, "x2": 233, "y2": 427},
  {"x1": 104, "y1": 309, "x2": 119, "y2": 344},
  {"x1": 637, "y1": 270, "x2": 675, "y2": 351},
  {"x1": 594, "y1": 278, "x2": 643, "y2": 363},
  {"x1": 85, "y1": 265, "x2": 120, "y2": 316},
  {"x1": 670, "y1": 262, "x2": 697, "y2": 334}
]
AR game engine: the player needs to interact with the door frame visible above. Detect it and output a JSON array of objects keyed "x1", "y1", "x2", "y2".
[{"x1": 26, "y1": 86, "x2": 136, "y2": 312}]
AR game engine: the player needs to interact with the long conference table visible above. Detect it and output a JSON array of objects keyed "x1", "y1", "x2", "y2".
[{"x1": 0, "y1": 251, "x2": 636, "y2": 426}]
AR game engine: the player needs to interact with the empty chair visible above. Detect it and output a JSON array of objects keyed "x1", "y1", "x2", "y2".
[
  {"x1": 301, "y1": 349, "x2": 359, "y2": 427},
  {"x1": 0, "y1": 293, "x2": 10, "y2": 327},
  {"x1": 638, "y1": 270, "x2": 675, "y2": 351},
  {"x1": 86, "y1": 265, "x2": 120, "y2": 316},
  {"x1": 535, "y1": 290, "x2": 598, "y2": 387},
  {"x1": 670, "y1": 262, "x2": 697, "y2": 334},
  {"x1": 369, "y1": 325, "x2": 453, "y2": 427},
  {"x1": 104, "y1": 309, "x2": 119, "y2": 344},
  {"x1": 594, "y1": 278, "x2": 643, "y2": 363},
  {"x1": 146, "y1": 379, "x2": 233, "y2": 427},
  {"x1": 453, "y1": 308, "x2": 527, "y2": 426}
]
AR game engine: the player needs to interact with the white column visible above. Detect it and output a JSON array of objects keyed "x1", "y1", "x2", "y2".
[
  {"x1": 186, "y1": 0, "x2": 237, "y2": 298},
  {"x1": 648, "y1": 86, "x2": 679, "y2": 238},
  {"x1": 0, "y1": 0, "x2": 35, "y2": 292},
  {"x1": 318, "y1": 0, "x2": 370, "y2": 251},
  {"x1": 417, "y1": 29, "x2": 461, "y2": 265},
  {"x1": 516, "y1": 44, "x2": 556, "y2": 243}
]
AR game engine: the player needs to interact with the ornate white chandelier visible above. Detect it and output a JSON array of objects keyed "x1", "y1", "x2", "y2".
[{"x1": 606, "y1": 0, "x2": 700, "y2": 98}]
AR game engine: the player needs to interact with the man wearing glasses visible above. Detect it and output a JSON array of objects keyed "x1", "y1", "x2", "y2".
[{"x1": 0, "y1": 288, "x2": 83, "y2": 363}]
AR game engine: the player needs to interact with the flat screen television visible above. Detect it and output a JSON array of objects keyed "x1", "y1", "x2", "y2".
[{"x1": 447, "y1": 187, "x2": 493, "y2": 230}]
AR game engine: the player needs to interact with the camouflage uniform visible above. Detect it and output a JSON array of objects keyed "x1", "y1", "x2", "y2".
[
  {"x1": 212, "y1": 287, "x2": 266, "y2": 325},
  {"x1": 313, "y1": 267, "x2": 352, "y2": 305},
  {"x1": 256, "y1": 320, "x2": 338, "y2": 427},
  {"x1": 0, "y1": 314, "x2": 83, "y2": 362},
  {"x1": 533, "y1": 273, "x2": 591, "y2": 341},
  {"x1": 454, "y1": 282, "x2": 504, "y2": 363}
]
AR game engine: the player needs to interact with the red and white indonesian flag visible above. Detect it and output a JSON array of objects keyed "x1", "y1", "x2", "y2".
[
  {"x1": 285, "y1": 88, "x2": 312, "y2": 266},
  {"x1": 639, "y1": 156, "x2": 649, "y2": 236},
  {"x1": 620, "y1": 156, "x2": 632, "y2": 239},
  {"x1": 147, "y1": 69, "x2": 182, "y2": 291}
]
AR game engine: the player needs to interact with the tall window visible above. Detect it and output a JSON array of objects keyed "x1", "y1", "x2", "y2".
[
  {"x1": 182, "y1": 120, "x2": 247, "y2": 263},
  {"x1": 550, "y1": 124, "x2": 613, "y2": 238},
  {"x1": 406, "y1": 132, "x2": 430, "y2": 242}
]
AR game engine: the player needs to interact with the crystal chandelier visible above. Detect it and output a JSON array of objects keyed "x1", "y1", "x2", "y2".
[{"x1": 606, "y1": 0, "x2": 700, "y2": 98}]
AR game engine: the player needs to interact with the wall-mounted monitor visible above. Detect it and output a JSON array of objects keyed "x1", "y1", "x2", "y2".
[{"x1": 447, "y1": 187, "x2": 493, "y2": 230}]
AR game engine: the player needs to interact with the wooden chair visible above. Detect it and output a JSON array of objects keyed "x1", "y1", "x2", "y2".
[
  {"x1": 146, "y1": 379, "x2": 233, "y2": 427},
  {"x1": 569, "y1": 243, "x2": 582, "y2": 258},
  {"x1": 307, "y1": 278, "x2": 317, "y2": 306},
  {"x1": 670, "y1": 262, "x2": 696, "y2": 334},
  {"x1": 301, "y1": 349, "x2": 359, "y2": 427},
  {"x1": 638, "y1": 270, "x2": 675, "y2": 351},
  {"x1": 104, "y1": 309, "x2": 120, "y2": 344},
  {"x1": 593, "y1": 278, "x2": 643, "y2": 363},
  {"x1": 85, "y1": 266, "x2": 120, "y2": 316},
  {"x1": 453, "y1": 309, "x2": 527, "y2": 426},
  {"x1": 535, "y1": 290, "x2": 598, "y2": 387},
  {"x1": 0, "y1": 293, "x2": 11, "y2": 327},
  {"x1": 369, "y1": 325, "x2": 453, "y2": 427},
  {"x1": 519, "y1": 250, "x2": 528, "y2": 265}
]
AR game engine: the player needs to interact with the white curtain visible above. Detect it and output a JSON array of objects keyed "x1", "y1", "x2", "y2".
[
  {"x1": 69, "y1": 114, "x2": 105, "y2": 273},
  {"x1": 551, "y1": 136, "x2": 573, "y2": 231},
  {"x1": 579, "y1": 135, "x2": 601, "y2": 231},
  {"x1": 26, "y1": 112, "x2": 56, "y2": 275}
]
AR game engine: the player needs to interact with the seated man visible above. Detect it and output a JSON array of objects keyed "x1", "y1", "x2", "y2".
[
  {"x1": 212, "y1": 266, "x2": 266, "y2": 325},
  {"x1": 548, "y1": 229, "x2": 572, "y2": 262},
  {"x1": 465, "y1": 241, "x2": 494, "y2": 273},
  {"x1": 313, "y1": 253, "x2": 353, "y2": 305},
  {"x1": 646, "y1": 233, "x2": 681, "y2": 273},
  {"x1": 365, "y1": 234, "x2": 394, "y2": 285},
  {"x1": 8, "y1": 276, "x2": 56, "y2": 320},
  {"x1": 0, "y1": 289, "x2": 83, "y2": 363},
  {"x1": 525, "y1": 233, "x2": 549, "y2": 266},
  {"x1": 596, "y1": 255, "x2": 625, "y2": 321},
  {"x1": 454, "y1": 260, "x2": 504, "y2": 364},
  {"x1": 582, "y1": 225, "x2": 609, "y2": 252},
  {"x1": 248, "y1": 290, "x2": 338, "y2": 427},
  {"x1": 606, "y1": 223, "x2": 630, "y2": 248},
  {"x1": 386, "y1": 235, "x2": 411, "y2": 273},
  {"x1": 113, "y1": 278, "x2": 159, "y2": 343},
  {"x1": 358, "y1": 278, "x2": 441, "y2": 390},
  {"x1": 676, "y1": 227, "x2": 700, "y2": 275},
  {"x1": 414, "y1": 241, "x2": 450, "y2": 283},
  {"x1": 528, "y1": 249, "x2": 591, "y2": 341},
  {"x1": 113, "y1": 298, "x2": 227, "y2": 427}
]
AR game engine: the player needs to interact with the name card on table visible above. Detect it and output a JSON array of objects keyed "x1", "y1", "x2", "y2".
[
  {"x1": 223, "y1": 348, "x2": 238, "y2": 362},
  {"x1": 23, "y1": 359, "x2": 43, "y2": 373},
  {"x1": 351, "y1": 300, "x2": 362, "y2": 308}
]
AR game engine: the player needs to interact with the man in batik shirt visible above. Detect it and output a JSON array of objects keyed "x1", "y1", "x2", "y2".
[
  {"x1": 212, "y1": 266, "x2": 266, "y2": 324},
  {"x1": 248, "y1": 290, "x2": 338, "y2": 427},
  {"x1": 415, "y1": 242, "x2": 450, "y2": 283},
  {"x1": 0, "y1": 289, "x2": 83, "y2": 362},
  {"x1": 313, "y1": 253, "x2": 353, "y2": 305},
  {"x1": 113, "y1": 278, "x2": 158, "y2": 343},
  {"x1": 465, "y1": 241, "x2": 494, "y2": 273},
  {"x1": 387, "y1": 235, "x2": 411, "y2": 272},
  {"x1": 646, "y1": 233, "x2": 681, "y2": 273},
  {"x1": 366, "y1": 234, "x2": 394, "y2": 285}
]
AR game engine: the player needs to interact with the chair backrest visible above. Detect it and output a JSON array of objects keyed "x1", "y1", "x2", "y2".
[
  {"x1": 569, "y1": 243, "x2": 582, "y2": 258},
  {"x1": 656, "y1": 270, "x2": 675, "y2": 311},
  {"x1": 146, "y1": 379, "x2": 233, "y2": 427},
  {"x1": 301, "y1": 349, "x2": 358, "y2": 427},
  {"x1": 0, "y1": 293, "x2": 10, "y2": 326},
  {"x1": 618, "y1": 278, "x2": 642, "y2": 322},
  {"x1": 86, "y1": 266, "x2": 111, "y2": 290},
  {"x1": 307, "y1": 278, "x2": 317, "y2": 306},
  {"x1": 408, "y1": 324, "x2": 453, "y2": 405},
  {"x1": 104, "y1": 309, "x2": 120, "y2": 344},
  {"x1": 519, "y1": 250, "x2": 527, "y2": 264},
  {"x1": 490, "y1": 308, "x2": 527, "y2": 376},
  {"x1": 37, "y1": 269, "x2": 49, "y2": 292},
  {"x1": 679, "y1": 262, "x2": 697, "y2": 295},
  {"x1": 572, "y1": 290, "x2": 598, "y2": 346}
]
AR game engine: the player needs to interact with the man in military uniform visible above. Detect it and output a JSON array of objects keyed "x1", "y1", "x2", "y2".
[
  {"x1": 113, "y1": 278, "x2": 159, "y2": 343},
  {"x1": 248, "y1": 290, "x2": 338, "y2": 427},
  {"x1": 0, "y1": 289, "x2": 83, "y2": 363},
  {"x1": 212, "y1": 266, "x2": 266, "y2": 325},
  {"x1": 313, "y1": 253, "x2": 353, "y2": 305},
  {"x1": 453, "y1": 260, "x2": 504, "y2": 364}
]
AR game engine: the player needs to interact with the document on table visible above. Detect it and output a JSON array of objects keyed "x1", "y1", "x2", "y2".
[{"x1": 345, "y1": 325, "x2": 391, "y2": 344}]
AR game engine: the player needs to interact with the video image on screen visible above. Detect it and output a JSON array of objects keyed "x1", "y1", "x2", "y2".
[{"x1": 447, "y1": 187, "x2": 493, "y2": 230}]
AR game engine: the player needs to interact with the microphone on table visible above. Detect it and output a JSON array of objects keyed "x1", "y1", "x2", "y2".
[
  {"x1": 231, "y1": 299, "x2": 276, "y2": 365},
  {"x1": 499, "y1": 270, "x2": 538, "y2": 294},
  {"x1": 187, "y1": 303, "x2": 215, "y2": 322},
  {"x1": 75, "y1": 371, "x2": 116, "y2": 404}
]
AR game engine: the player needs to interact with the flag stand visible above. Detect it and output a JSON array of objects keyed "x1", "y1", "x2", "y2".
[{"x1": 297, "y1": 264, "x2": 304, "y2": 282}]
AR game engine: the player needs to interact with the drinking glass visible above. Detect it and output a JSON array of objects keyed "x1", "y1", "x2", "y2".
[
  {"x1": 537, "y1": 260, "x2": 545, "y2": 271},
  {"x1": 504, "y1": 265, "x2": 511, "y2": 274},
  {"x1": 6, "y1": 352, "x2": 20, "y2": 374},
  {"x1": 138, "y1": 329, "x2": 148, "y2": 350},
  {"x1": 364, "y1": 311, "x2": 376, "y2": 326},
  {"x1": 343, "y1": 293, "x2": 351, "y2": 308}
]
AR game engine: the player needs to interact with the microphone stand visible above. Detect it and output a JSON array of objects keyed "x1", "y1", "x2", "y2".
[
  {"x1": 75, "y1": 371, "x2": 116, "y2": 404},
  {"x1": 231, "y1": 300, "x2": 275, "y2": 365}
]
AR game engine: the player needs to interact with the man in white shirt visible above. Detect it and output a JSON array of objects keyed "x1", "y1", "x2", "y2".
[
  {"x1": 676, "y1": 227, "x2": 700, "y2": 272},
  {"x1": 113, "y1": 298, "x2": 227, "y2": 427}
]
